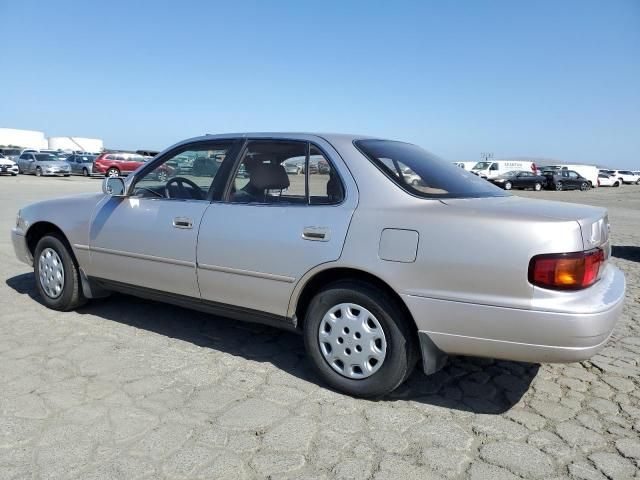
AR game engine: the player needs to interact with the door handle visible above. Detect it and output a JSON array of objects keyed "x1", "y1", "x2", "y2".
[
  {"x1": 302, "y1": 227, "x2": 330, "y2": 242},
  {"x1": 173, "y1": 217, "x2": 193, "y2": 229}
]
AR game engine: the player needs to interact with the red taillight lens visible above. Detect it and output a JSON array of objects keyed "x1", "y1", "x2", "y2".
[{"x1": 529, "y1": 249, "x2": 604, "y2": 290}]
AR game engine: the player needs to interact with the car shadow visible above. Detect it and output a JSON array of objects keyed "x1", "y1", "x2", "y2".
[
  {"x1": 6, "y1": 272, "x2": 538, "y2": 413},
  {"x1": 612, "y1": 245, "x2": 640, "y2": 263}
]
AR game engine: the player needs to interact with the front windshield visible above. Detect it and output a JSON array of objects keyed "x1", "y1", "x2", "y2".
[
  {"x1": 473, "y1": 161, "x2": 492, "y2": 170},
  {"x1": 355, "y1": 140, "x2": 508, "y2": 199}
]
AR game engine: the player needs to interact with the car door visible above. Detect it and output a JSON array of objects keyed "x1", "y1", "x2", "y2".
[
  {"x1": 88, "y1": 140, "x2": 240, "y2": 297},
  {"x1": 197, "y1": 138, "x2": 357, "y2": 318},
  {"x1": 567, "y1": 171, "x2": 581, "y2": 189}
]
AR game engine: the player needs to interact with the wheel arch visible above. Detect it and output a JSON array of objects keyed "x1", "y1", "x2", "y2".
[
  {"x1": 25, "y1": 221, "x2": 74, "y2": 259},
  {"x1": 292, "y1": 266, "x2": 416, "y2": 332}
]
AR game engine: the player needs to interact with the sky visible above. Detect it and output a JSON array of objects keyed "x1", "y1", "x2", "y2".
[{"x1": 1, "y1": 0, "x2": 639, "y2": 168}]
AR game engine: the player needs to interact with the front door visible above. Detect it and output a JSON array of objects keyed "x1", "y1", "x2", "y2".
[
  {"x1": 88, "y1": 140, "x2": 238, "y2": 297},
  {"x1": 197, "y1": 139, "x2": 356, "y2": 317}
]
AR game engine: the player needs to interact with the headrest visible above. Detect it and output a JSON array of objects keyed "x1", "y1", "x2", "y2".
[{"x1": 251, "y1": 163, "x2": 290, "y2": 190}]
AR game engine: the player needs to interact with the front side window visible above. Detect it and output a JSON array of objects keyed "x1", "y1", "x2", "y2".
[
  {"x1": 132, "y1": 142, "x2": 233, "y2": 201},
  {"x1": 228, "y1": 140, "x2": 344, "y2": 205},
  {"x1": 355, "y1": 140, "x2": 507, "y2": 198}
]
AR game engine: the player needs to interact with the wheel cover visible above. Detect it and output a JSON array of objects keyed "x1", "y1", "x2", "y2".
[
  {"x1": 318, "y1": 303, "x2": 387, "y2": 379},
  {"x1": 556, "y1": 182, "x2": 562, "y2": 190},
  {"x1": 38, "y1": 248, "x2": 65, "y2": 298},
  {"x1": 108, "y1": 169, "x2": 119, "y2": 177}
]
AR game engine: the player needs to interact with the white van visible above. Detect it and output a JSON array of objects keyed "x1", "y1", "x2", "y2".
[
  {"x1": 546, "y1": 165, "x2": 599, "y2": 188},
  {"x1": 453, "y1": 162, "x2": 478, "y2": 170},
  {"x1": 471, "y1": 160, "x2": 536, "y2": 179}
]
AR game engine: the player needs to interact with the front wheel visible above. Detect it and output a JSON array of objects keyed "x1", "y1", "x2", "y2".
[
  {"x1": 157, "y1": 170, "x2": 168, "y2": 182},
  {"x1": 35, "y1": 167, "x2": 42, "y2": 177},
  {"x1": 83, "y1": 168, "x2": 89, "y2": 177},
  {"x1": 504, "y1": 181, "x2": 512, "y2": 190},
  {"x1": 34, "y1": 234, "x2": 86, "y2": 311},
  {"x1": 106, "y1": 167, "x2": 120, "y2": 178},
  {"x1": 614, "y1": 181, "x2": 620, "y2": 187},
  {"x1": 555, "y1": 182, "x2": 563, "y2": 191},
  {"x1": 580, "y1": 182, "x2": 589, "y2": 191},
  {"x1": 303, "y1": 281, "x2": 418, "y2": 398},
  {"x1": 534, "y1": 182, "x2": 542, "y2": 191}
]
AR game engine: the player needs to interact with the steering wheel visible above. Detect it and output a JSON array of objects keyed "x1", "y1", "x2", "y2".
[{"x1": 164, "y1": 177, "x2": 205, "y2": 200}]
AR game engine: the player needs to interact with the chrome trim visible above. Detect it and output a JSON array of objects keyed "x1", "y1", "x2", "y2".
[
  {"x1": 73, "y1": 244, "x2": 90, "y2": 251},
  {"x1": 90, "y1": 246, "x2": 195, "y2": 267},
  {"x1": 197, "y1": 263, "x2": 296, "y2": 283}
]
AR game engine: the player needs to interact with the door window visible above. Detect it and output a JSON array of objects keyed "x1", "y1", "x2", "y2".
[
  {"x1": 228, "y1": 140, "x2": 343, "y2": 205},
  {"x1": 568, "y1": 171, "x2": 579, "y2": 179},
  {"x1": 132, "y1": 142, "x2": 234, "y2": 201}
]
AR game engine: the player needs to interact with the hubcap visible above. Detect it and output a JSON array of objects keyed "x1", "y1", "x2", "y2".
[
  {"x1": 38, "y1": 248, "x2": 64, "y2": 298},
  {"x1": 108, "y1": 169, "x2": 118, "y2": 177},
  {"x1": 318, "y1": 303, "x2": 387, "y2": 379}
]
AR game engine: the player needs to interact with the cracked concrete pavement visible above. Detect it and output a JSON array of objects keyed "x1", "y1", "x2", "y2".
[{"x1": 1, "y1": 176, "x2": 639, "y2": 479}]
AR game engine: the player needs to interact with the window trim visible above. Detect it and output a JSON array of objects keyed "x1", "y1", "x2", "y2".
[{"x1": 220, "y1": 138, "x2": 346, "y2": 207}]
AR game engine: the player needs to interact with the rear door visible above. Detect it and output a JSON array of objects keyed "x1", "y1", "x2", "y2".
[{"x1": 197, "y1": 138, "x2": 357, "y2": 318}]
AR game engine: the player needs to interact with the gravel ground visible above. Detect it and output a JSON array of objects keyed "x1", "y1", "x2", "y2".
[{"x1": 1, "y1": 176, "x2": 638, "y2": 479}]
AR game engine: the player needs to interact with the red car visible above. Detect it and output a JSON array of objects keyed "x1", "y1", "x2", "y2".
[{"x1": 93, "y1": 153, "x2": 174, "y2": 180}]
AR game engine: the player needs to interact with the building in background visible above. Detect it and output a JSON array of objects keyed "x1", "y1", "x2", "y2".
[
  {"x1": 0, "y1": 128, "x2": 48, "y2": 150},
  {"x1": 48, "y1": 136, "x2": 103, "y2": 152},
  {"x1": 0, "y1": 127, "x2": 103, "y2": 153}
]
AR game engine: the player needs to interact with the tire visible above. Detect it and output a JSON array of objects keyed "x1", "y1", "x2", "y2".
[
  {"x1": 34, "y1": 234, "x2": 86, "y2": 311},
  {"x1": 35, "y1": 167, "x2": 42, "y2": 177},
  {"x1": 636, "y1": 179, "x2": 640, "y2": 185},
  {"x1": 580, "y1": 182, "x2": 589, "y2": 191},
  {"x1": 614, "y1": 181, "x2": 620, "y2": 187},
  {"x1": 106, "y1": 167, "x2": 120, "y2": 178},
  {"x1": 504, "y1": 181, "x2": 512, "y2": 190},
  {"x1": 303, "y1": 280, "x2": 418, "y2": 398},
  {"x1": 64, "y1": 174, "x2": 70, "y2": 177},
  {"x1": 555, "y1": 182, "x2": 563, "y2": 191},
  {"x1": 411, "y1": 179, "x2": 419, "y2": 186},
  {"x1": 157, "y1": 170, "x2": 168, "y2": 182},
  {"x1": 11, "y1": 173, "x2": 17, "y2": 176},
  {"x1": 83, "y1": 168, "x2": 89, "y2": 177},
  {"x1": 534, "y1": 182, "x2": 542, "y2": 191}
]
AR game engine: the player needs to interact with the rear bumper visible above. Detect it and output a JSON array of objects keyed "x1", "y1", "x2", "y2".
[
  {"x1": 405, "y1": 264, "x2": 625, "y2": 365},
  {"x1": 11, "y1": 228, "x2": 32, "y2": 266}
]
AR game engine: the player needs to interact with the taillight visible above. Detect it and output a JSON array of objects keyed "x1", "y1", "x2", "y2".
[{"x1": 529, "y1": 249, "x2": 604, "y2": 290}]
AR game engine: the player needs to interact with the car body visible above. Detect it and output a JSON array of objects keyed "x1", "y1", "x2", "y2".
[
  {"x1": 542, "y1": 169, "x2": 591, "y2": 191},
  {"x1": 66, "y1": 154, "x2": 97, "y2": 176},
  {"x1": 471, "y1": 160, "x2": 536, "y2": 179},
  {"x1": 11, "y1": 133, "x2": 625, "y2": 398},
  {"x1": 598, "y1": 173, "x2": 620, "y2": 187},
  {"x1": 606, "y1": 170, "x2": 640, "y2": 184},
  {"x1": 16, "y1": 152, "x2": 71, "y2": 176},
  {"x1": 0, "y1": 154, "x2": 19, "y2": 175},
  {"x1": 93, "y1": 152, "x2": 147, "y2": 177},
  {"x1": 489, "y1": 170, "x2": 546, "y2": 191},
  {"x1": 545, "y1": 165, "x2": 599, "y2": 188}
]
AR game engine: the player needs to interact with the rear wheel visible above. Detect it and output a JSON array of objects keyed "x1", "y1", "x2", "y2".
[
  {"x1": 580, "y1": 182, "x2": 589, "y2": 191},
  {"x1": 157, "y1": 170, "x2": 168, "y2": 182},
  {"x1": 303, "y1": 280, "x2": 418, "y2": 398},
  {"x1": 34, "y1": 234, "x2": 86, "y2": 311},
  {"x1": 555, "y1": 182, "x2": 563, "y2": 191},
  {"x1": 504, "y1": 181, "x2": 512, "y2": 190},
  {"x1": 534, "y1": 182, "x2": 542, "y2": 191},
  {"x1": 614, "y1": 181, "x2": 620, "y2": 187},
  {"x1": 106, "y1": 167, "x2": 120, "y2": 178},
  {"x1": 82, "y1": 168, "x2": 89, "y2": 177}
]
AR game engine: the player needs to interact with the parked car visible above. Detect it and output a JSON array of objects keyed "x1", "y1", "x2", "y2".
[
  {"x1": 16, "y1": 152, "x2": 71, "y2": 176},
  {"x1": 0, "y1": 148, "x2": 22, "y2": 161},
  {"x1": 92, "y1": 152, "x2": 147, "y2": 177},
  {"x1": 598, "y1": 173, "x2": 621, "y2": 187},
  {"x1": 0, "y1": 154, "x2": 19, "y2": 176},
  {"x1": 282, "y1": 157, "x2": 319, "y2": 175},
  {"x1": 471, "y1": 160, "x2": 536, "y2": 179},
  {"x1": 452, "y1": 161, "x2": 477, "y2": 170},
  {"x1": 544, "y1": 165, "x2": 599, "y2": 188},
  {"x1": 542, "y1": 169, "x2": 590, "y2": 191},
  {"x1": 608, "y1": 170, "x2": 640, "y2": 184},
  {"x1": 489, "y1": 170, "x2": 546, "y2": 191},
  {"x1": 66, "y1": 154, "x2": 97, "y2": 176},
  {"x1": 11, "y1": 133, "x2": 625, "y2": 398},
  {"x1": 401, "y1": 167, "x2": 422, "y2": 186}
]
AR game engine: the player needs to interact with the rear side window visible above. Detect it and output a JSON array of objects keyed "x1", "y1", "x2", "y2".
[{"x1": 355, "y1": 140, "x2": 507, "y2": 198}]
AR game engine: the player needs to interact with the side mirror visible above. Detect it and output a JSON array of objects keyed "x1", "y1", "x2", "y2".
[{"x1": 102, "y1": 177, "x2": 127, "y2": 197}]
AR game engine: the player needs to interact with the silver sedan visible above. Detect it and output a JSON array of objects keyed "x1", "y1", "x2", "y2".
[{"x1": 11, "y1": 133, "x2": 625, "y2": 398}]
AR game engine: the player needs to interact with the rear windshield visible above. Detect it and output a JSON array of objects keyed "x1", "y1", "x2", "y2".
[{"x1": 355, "y1": 140, "x2": 508, "y2": 198}]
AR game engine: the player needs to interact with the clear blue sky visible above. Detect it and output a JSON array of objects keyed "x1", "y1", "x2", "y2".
[{"x1": 1, "y1": 0, "x2": 638, "y2": 167}]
